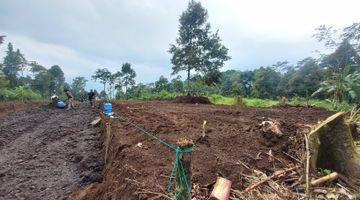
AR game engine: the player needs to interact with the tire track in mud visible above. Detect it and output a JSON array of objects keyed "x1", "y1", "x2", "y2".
[{"x1": 0, "y1": 104, "x2": 104, "y2": 200}]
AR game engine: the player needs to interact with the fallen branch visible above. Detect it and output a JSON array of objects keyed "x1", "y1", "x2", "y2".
[
  {"x1": 236, "y1": 160, "x2": 251, "y2": 170},
  {"x1": 265, "y1": 151, "x2": 286, "y2": 165},
  {"x1": 282, "y1": 151, "x2": 302, "y2": 164},
  {"x1": 310, "y1": 172, "x2": 339, "y2": 186},
  {"x1": 244, "y1": 166, "x2": 299, "y2": 192}
]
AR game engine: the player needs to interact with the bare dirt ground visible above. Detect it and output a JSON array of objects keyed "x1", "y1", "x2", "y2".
[
  {"x1": 70, "y1": 100, "x2": 334, "y2": 200},
  {"x1": 0, "y1": 101, "x2": 44, "y2": 117},
  {"x1": 0, "y1": 103, "x2": 103, "y2": 200}
]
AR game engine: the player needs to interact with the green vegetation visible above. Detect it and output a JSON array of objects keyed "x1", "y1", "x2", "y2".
[
  {"x1": 0, "y1": 2, "x2": 359, "y2": 110},
  {"x1": 1, "y1": 86, "x2": 42, "y2": 101},
  {"x1": 0, "y1": 42, "x2": 68, "y2": 101},
  {"x1": 209, "y1": 95, "x2": 353, "y2": 111},
  {"x1": 169, "y1": 0, "x2": 230, "y2": 90}
]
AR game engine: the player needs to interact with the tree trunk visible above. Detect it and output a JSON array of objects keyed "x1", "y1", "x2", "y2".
[
  {"x1": 187, "y1": 68, "x2": 190, "y2": 96},
  {"x1": 308, "y1": 112, "x2": 360, "y2": 184}
]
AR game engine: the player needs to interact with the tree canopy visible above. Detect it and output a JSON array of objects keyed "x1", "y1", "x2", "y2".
[{"x1": 169, "y1": 0, "x2": 230, "y2": 90}]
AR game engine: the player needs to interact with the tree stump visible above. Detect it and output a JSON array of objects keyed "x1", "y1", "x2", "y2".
[{"x1": 308, "y1": 112, "x2": 360, "y2": 184}]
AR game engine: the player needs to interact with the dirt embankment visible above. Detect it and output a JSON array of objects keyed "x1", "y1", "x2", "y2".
[
  {"x1": 0, "y1": 104, "x2": 103, "y2": 200},
  {"x1": 0, "y1": 101, "x2": 44, "y2": 117},
  {"x1": 70, "y1": 101, "x2": 333, "y2": 200}
]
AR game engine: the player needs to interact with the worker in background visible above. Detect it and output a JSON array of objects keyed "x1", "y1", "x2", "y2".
[
  {"x1": 64, "y1": 88, "x2": 75, "y2": 110},
  {"x1": 51, "y1": 95, "x2": 59, "y2": 107},
  {"x1": 88, "y1": 89, "x2": 96, "y2": 108}
]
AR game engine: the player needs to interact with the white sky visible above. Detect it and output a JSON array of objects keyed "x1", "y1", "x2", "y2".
[{"x1": 0, "y1": 0, "x2": 359, "y2": 90}]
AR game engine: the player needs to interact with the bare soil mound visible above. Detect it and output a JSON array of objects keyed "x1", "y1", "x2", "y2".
[
  {"x1": 70, "y1": 101, "x2": 334, "y2": 200},
  {"x1": 173, "y1": 95, "x2": 211, "y2": 104},
  {"x1": 0, "y1": 104, "x2": 103, "y2": 200}
]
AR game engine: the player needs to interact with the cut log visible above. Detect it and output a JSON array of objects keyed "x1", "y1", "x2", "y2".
[{"x1": 308, "y1": 112, "x2": 360, "y2": 184}]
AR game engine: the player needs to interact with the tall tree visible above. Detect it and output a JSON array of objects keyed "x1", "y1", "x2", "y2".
[
  {"x1": 120, "y1": 63, "x2": 136, "y2": 93},
  {"x1": 169, "y1": 0, "x2": 230, "y2": 91},
  {"x1": 2, "y1": 43, "x2": 25, "y2": 87},
  {"x1": 30, "y1": 63, "x2": 51, "y2": 98},
  {"x1": 288, "y1": 57, "x2": 325, "y2": 97},
  {"x1": 71, "y1": 77, "x2": 88, "y2": 100},
  {"x1": 92, "y1": 68, "x2": 112, "y2": 94},
  {"x1": 48, "y1": 65, "x2": 65, "y2": 94},
  {"x1": 170, "y1": 76, "x2": 184, "y2": 93},
  {"x1": 252, "y1": 67, "x2": 281, "y2": 99},
  {"x1": 154, "y1": 75, "x2": 170, "y2": 92},
  {"x1": 108, "y1": 72, "x2": 121, "y2": 99}
]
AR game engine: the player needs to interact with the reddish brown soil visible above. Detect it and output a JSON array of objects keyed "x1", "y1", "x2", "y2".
[
  {"x1": 70, "y1": 101, "x2": 334, "y2": 200},
  {"x1": 173, "y1": 96, "x2": 211, "y2": 104},
  {"x1": 0, "y1": 101, "x2": 44, "y2": 117}
]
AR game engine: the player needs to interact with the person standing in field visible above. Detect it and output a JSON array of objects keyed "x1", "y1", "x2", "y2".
[
  {"x1": 88, "y1": 89, "x2": 96, "y2": 108},
  {"x1": 64, "y1": 88, "x2": 75, "y2": 110}
]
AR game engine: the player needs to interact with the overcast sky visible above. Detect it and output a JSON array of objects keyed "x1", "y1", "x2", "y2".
[{"x1": 0, "y1": 0, "x2": 359, "y2": 90}]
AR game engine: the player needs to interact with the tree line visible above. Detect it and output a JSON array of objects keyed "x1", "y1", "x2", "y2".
[
  {"x1": 0, "y1": 38, "x2": 134, "y2": 101},
  {"x1": 123, "y1": 1, "x2": 360, "y2": 105},
  {"x1": 0, "y1": 1, "x2": 358, "y2": 104}
]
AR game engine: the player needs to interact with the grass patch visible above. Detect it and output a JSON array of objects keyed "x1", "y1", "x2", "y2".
[{"x1": 209, "y1": 95, "x2": 354, "y2": 111}]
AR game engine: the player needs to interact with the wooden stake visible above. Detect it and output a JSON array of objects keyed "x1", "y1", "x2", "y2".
[
  {"x1": 202, "y1": 120, "x2": 207, "y2": 138},
  {"x1": 304, "y1": 133, "x2": 310, "y2": 196},
  {"x1": 104, "y1": 119, "x2": 112, "y2": 163},
  {"x1": 280, "y1": 96, "x2": 286, "y2": 105},
  {"x1": 236, "y1": 96, "x2": 243, "y2": 112}
]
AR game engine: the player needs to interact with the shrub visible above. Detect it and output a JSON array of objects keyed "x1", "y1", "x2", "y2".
[{"x1": 0, "y1": 86, "x2": 42, "y2": 101}]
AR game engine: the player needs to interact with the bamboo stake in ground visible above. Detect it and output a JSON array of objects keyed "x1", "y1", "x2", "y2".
[
  {"x1": 202, "y1": 120, "x2": 207, "y2": 138},
  {"x1": 304, "y1": 133, "x2": 310, "y2": 196},
  {"x1": 104, "y1": 119, "x2": 112, "y2": 163},
  {"x1": 235, "y1": 96, "x2": 244, "y2": 112},
  {"x1": 176, "y1": 138, "x2": 194, "y2": 200}
]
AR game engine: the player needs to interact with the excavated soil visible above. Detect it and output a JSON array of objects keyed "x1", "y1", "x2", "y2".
[
  {"x1": 70, "y1": 101, "x2": 334, "y2": 200},
  {"x1": 0, "y1": 101, "x2": 44, "y2": 117},
  {"x1": 173, "y1": 96, "x2": 212, "y2": 104},
  {"x1": 0, "y1": 103, "x2": 103, "y2": 200}
]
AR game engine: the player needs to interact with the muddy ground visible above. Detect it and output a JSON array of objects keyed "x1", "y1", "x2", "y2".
[
  {"x1": 70, "y1": 100, "x2": 334, "y2": 200},
  {"x1": 0, "y1": 101, "x2": 44, "y2": 117},
  {"x1": 0, "y1": 103, "x2": 103, "y2": 200}
]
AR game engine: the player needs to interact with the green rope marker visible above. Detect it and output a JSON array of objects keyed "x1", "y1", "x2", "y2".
[
  {"x1": 113, "y1": 114, "x2": 194, "y2": 200},
  {"x1": 168, "y1": 139, "x2": 194, "y2": 200}
]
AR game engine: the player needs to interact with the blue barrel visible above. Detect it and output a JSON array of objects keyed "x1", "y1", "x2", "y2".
[
  {"x1": 57, "y1": 101, "x2": 66, "y2": 108},
  {"x1": 104, "y1": 103, "x2": 112, "y2": 116}
]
